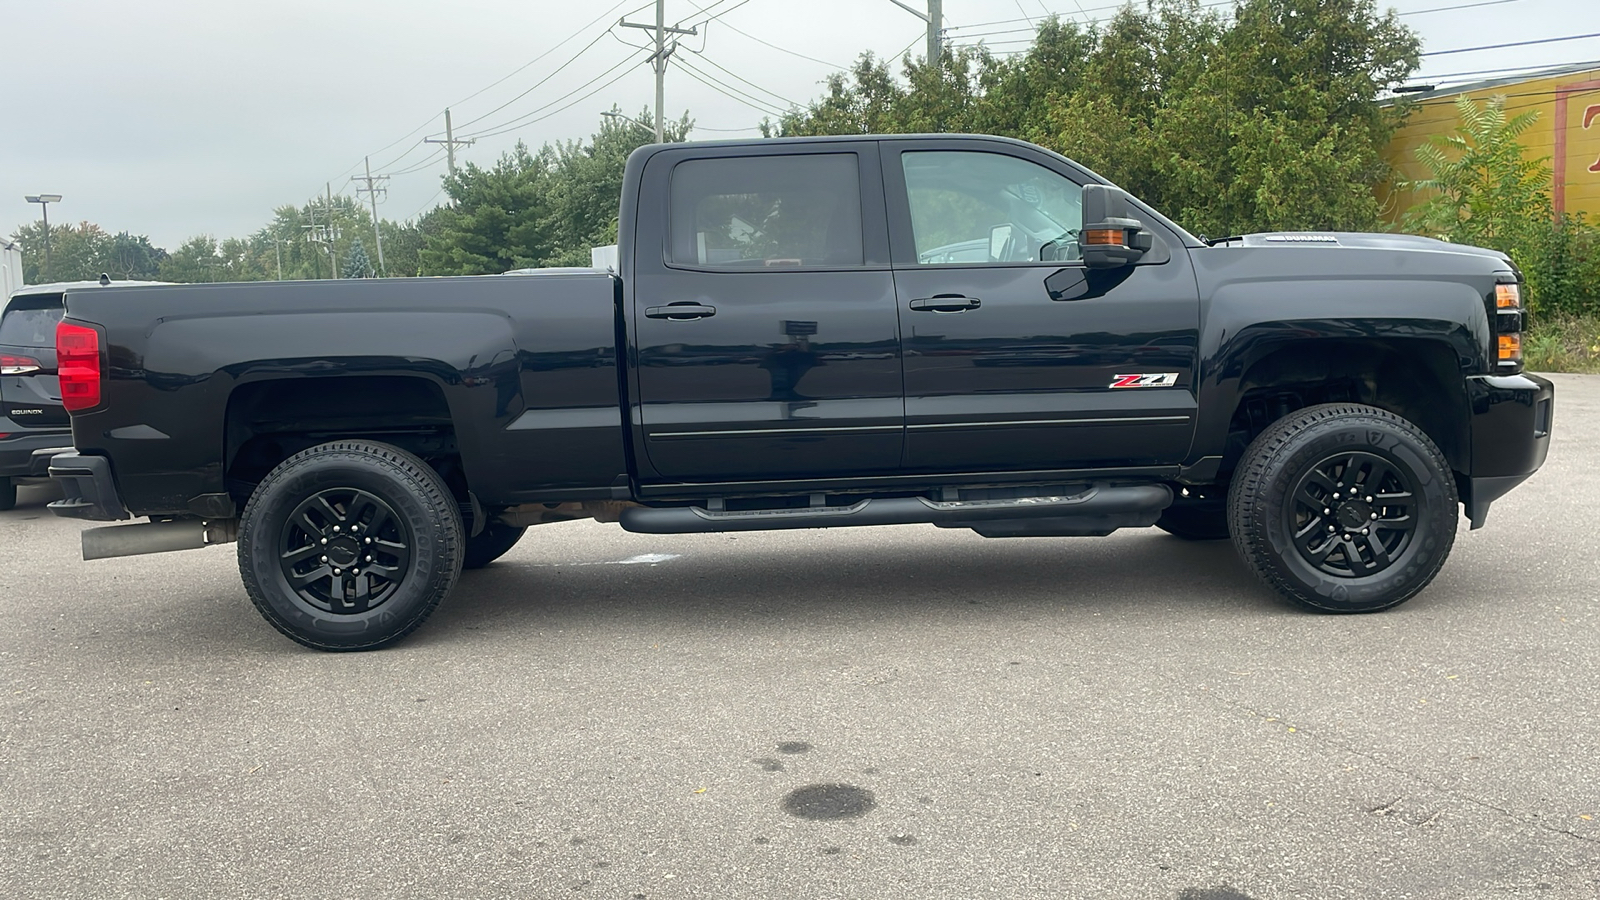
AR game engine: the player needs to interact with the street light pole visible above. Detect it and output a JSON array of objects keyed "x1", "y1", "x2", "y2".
[
  {"x1": 24, "y1": 194, "x2": 62, "y2": 282},
  {"x1": 601, "y1": 110, "x2": 655, "y2": 135}
]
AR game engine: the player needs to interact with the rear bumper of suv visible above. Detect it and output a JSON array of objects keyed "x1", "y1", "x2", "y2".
[
  {"x1": 1462, "y1": 372, "x2": 1554, "y2": 528},
  {"x1": 0, "y1": 428, "x2": 74, "y2": 479},
  {"x1": 47, "y1": 450, "x2": 130, "y2": 521}
]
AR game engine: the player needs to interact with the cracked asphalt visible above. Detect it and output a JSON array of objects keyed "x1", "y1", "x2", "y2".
[{"x1": 2, "y1": 374, "x2": 1596, "y2": 900}]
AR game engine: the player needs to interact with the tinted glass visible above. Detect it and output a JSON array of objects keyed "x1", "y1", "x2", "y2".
[
  {"x1": 901, "y1": 151, "x2": 1083, "y2": 264},
  {"x1": 669, "y1": 154, "x2": 863, "y2": 268},
  {"x1": 0, "y1": 296, "x2": 65, "y2": 347}
]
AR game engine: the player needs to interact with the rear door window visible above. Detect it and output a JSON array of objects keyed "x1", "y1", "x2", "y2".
[
  {"x1": 0, "y1": 295, "x2": 65, "y2": 347},
  {"x1": 669, "y1": 154, "x2": 864, "y2": 269}
]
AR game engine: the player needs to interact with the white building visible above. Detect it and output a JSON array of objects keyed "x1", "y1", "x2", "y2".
[{"x1": 1, "y1": 236, "x2": 23, "y2": 299}]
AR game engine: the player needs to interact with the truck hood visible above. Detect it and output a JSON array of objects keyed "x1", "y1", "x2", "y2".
[{"x1": 1216, "y1": 231, "x2": 1511, "y2": 263}]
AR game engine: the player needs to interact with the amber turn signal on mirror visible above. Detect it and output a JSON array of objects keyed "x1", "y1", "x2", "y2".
[{"x1": 1082, "y1": 228, "x2": 1126, "y2": 246}]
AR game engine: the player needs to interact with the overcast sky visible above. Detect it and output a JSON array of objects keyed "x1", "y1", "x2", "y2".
[{"x1": 2, "y1": 0, "x2": 1594, "y2": 249}]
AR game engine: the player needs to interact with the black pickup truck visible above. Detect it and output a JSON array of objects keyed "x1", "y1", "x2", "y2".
[{"x1": 46, "y1": 134, "x2": 1553, "y2": 651}]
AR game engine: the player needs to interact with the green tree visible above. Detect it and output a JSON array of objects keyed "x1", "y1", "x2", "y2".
[
  {"x1": 342, "y1": 238, "x2": 374, "y2": 278},
  {"x1": 1401, "y1": 95, "x2": 1549, "y2": 249},
  {"x1": 7, "y1": 221, "x2": 169, "y2": 284},
  {"x1": 420, "y1": 110, "x2": 689, "y2": 275},
  {"x1": 1403, "y1": 95, "x2": 1600, "y2": 315},
  {"x1": 158, "y1": 235, "x2": 226, "y2": 283},
  {"x1": 778, "y1": 0, "x2": 1419, "y2": 238}
]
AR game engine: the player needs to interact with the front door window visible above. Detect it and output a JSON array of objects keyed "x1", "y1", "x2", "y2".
[{"x1": 902, "y1": 151, "x2": 1084, "y2": 265}]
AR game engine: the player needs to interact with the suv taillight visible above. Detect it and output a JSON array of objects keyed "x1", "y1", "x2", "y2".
[
  {"x1": 56, "y1": 322, "x2": 102, "y2": 412},
  {"x1": 0, "y1": 354, "x2": 42, "y2": 375}
]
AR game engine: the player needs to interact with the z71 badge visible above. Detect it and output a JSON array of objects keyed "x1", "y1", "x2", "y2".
[{"x1": 1109, "y1": 373, "x2": 1179, "y2": 388}]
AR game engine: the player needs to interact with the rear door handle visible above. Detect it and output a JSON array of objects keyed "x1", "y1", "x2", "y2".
[
  {"x1": 645, "y1": 303, "x2": 717, "y2": 320},
  {"x1": 909, "y1": 295, "x2": 981, "y2": 313}
]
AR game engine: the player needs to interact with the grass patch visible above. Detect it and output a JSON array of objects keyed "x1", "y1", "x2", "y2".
[{"x1": 1526, "y1": 314, "x2": 1600, "y2": 373}]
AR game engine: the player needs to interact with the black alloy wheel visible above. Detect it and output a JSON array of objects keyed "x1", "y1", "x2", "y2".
[
  {"x1": 278, "y1": 488, "x2": 412, "y2": 613},
  {"x1": 238, "y1": 440, "x2": 462, "y2": 651},
  {"x1": 1229, "y1": 403, "x2": 1457, "y2": 614},
  {"x1": 1287, "y1": 451, "x2": 1417, "y2": 578}
]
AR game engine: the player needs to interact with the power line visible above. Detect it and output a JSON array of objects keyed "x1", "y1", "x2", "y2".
[
  {"x1": 1398, "y1": 0, "x2": 1521, "y2": 15},
  {"x1": 684, "y1": 49, "x2": 799, "y2": 106},
  {"x1": 675, "y1": 56, "x2": 787, "y2": 116},
  {"x1": 460, "y1": 51, "x2": 653, "y2": 141},
  {"x1": 948, "y1": 0, "x2": 1520, "y2": 39},
  {"x1": 322, "y1": 1, "x2": 650, "y2": 203},
  {"x1": 1395, "y1": 85, "x2": 1600, "y2": 130},
  {"x1": 679, "y1": 0, "x2": 755, "y2": 29},
  {"x1": 1411, "y1": 59, "x2": 1600, "y2": 83},
  {"x1": 679, "y1": 0, "x2": 848, "y2": 69},
  {"x1": 1422, "y1": 32, "x2": 1600, "y2": 57},
  {"x1": 456, "y1": 49, "x2": 649, "y2": 140},
  {"x1": 448, "y1": 0, "x2": 650, "y2": 111},
  {"x1": 407, "y1": 186, "x2": 449, "y2": 223},
  {"x1": 452, "y1": 28, "x2": 619, "y2": 131},
  {"x1": 385, "y1": 147, "x2": 451, "y2": 178}
]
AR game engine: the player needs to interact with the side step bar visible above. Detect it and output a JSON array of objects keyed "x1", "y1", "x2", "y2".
[{"x1": 619, "y1": 483, "x2": 1172, "y2": 536}]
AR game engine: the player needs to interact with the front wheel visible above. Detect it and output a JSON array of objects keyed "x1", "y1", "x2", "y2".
[
  {"x1": 237, "y1": 440, "x2": 463, "y2": 651},
  {"x1": 1228, "y1": 403, "x2": 1458, "y2": 614}
]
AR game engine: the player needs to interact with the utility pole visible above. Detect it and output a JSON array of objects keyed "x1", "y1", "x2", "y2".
[
  {"x1": 424, "y1": 109, "x2": 475, "y2": 176},
  {"x1": 350, "y1": 158, "x2": 389, "y2": 277},
  {"x1": 889, "y1": 0, "x2": 943, "y2": 66},
  {"x1": 326, "y1": 183, "x2": 339, "y2": 278},
  {"x1": 620, "y1": 0, "x2": 697, "y2": 142}
]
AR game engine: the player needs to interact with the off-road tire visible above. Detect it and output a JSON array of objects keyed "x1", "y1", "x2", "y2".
[
  {"x1": 463, "y1": 521, "x2": 527, "y2": 569},
  {"x1": 1155, "y1": 495, "x2": 1230, "y2": 540},
  {"x1": 0, "y1": 477, "x2": 15, "y2": 512},
  {"x1": 238, "y1": 440, "x2": 463, "y2": 651},
  {"x1": 1228, "y1": 403, "x2": 1457, "y2": 613}
]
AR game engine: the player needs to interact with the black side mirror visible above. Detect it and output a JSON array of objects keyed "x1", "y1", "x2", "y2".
[{"x1": 1080, "y1": 184, "x2": 1154, "y2": 269}]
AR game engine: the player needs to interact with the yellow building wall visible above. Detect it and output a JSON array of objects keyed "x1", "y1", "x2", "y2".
[{"x1": 1380, "y1": 66, "x2": 1600, "y2": 226}]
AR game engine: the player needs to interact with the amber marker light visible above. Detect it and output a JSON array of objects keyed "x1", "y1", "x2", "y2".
[
  {"x1": 1495, "y1": 283, "x2": 1521, "y2": 309},
  {"x1": 1498, "y1": 334, "x2": 1522, "y2": 362},
  {"x1": 1083, "y1": 228, "x2": 1125, "y2": 246}
]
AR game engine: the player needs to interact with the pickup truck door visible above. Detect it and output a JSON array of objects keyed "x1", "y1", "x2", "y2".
[
  {"x1": 628, "y1": 144, "x2": 903, "y2": 482},
  {"x1": 882, "y1": 140, "x2": 1200, "y2": 473}
]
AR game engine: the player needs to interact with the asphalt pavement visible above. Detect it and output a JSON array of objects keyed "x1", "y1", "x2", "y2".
[{"x1": 2, "y1": 374, "x2": 1597, "y2": 900}]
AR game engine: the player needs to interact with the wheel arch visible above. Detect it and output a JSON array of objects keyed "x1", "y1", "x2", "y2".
[
  {"x1": 1200, "y1": 336, "x2": 1471, "y2": 482},
  {"x1": 223, "y1": 374, "x2": 468, "y2": 507}
]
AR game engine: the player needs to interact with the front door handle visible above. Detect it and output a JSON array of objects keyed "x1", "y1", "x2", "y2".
[
  {"x1": 645, "y1": 303, "x2": 717, "y2": 320},
  {"x1": 909, "y1": 295, "x2": 981, "y2": 313}
]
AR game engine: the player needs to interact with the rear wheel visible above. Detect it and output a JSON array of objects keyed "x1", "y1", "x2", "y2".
[
  {"x1": 238, "y1": 440, "x2": 463, "y2": 651},
  {"x1": 463, "y1": 521, "x2": 527, "y2": 569},
  {"x1": 0, "y1": 477, "x2": 15, "y2": 511},
  {"x1": 1228, "y1": 403, "x2": 1457, "y2": 613}
]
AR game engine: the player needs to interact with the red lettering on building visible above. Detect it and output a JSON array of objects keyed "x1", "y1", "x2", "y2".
[{"x1": 1587, "y1": 104, "x2": 1600, "y2": 173}]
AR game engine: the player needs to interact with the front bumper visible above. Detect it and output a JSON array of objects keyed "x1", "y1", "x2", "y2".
[
  {"x1": 47, "y1": 450, "x2": 130, "y2": 521},
  {"x1": 1463, "y1": 372, "x2": 1554, "y2": 528},
  {"x1": 0, "y1": 429, "x2": 74, "y2": 478}
]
